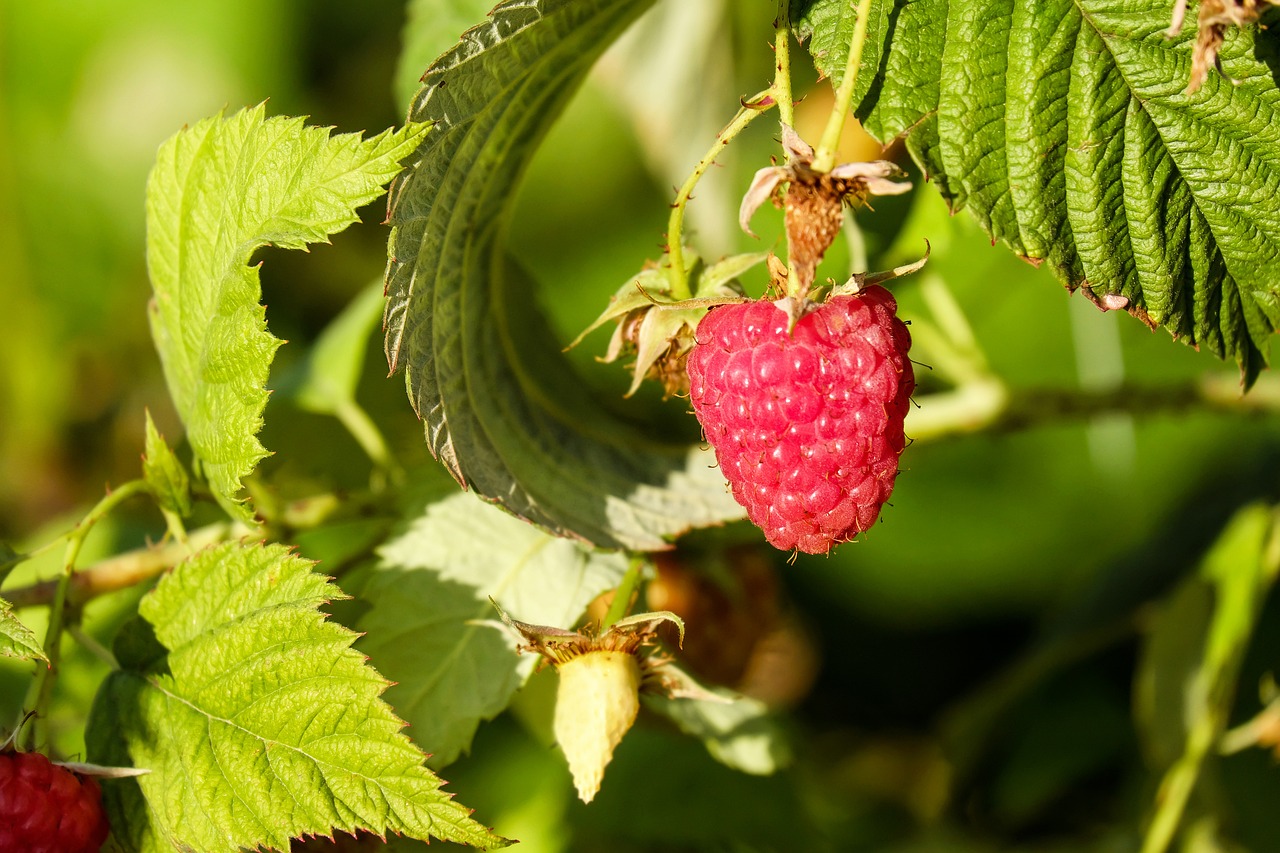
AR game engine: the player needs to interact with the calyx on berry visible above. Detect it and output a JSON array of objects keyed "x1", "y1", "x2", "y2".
[
  {"x1": 567, "y1": 251, "x2": 766, "y2": 398},
  {"x1": 495, "y1": 604, "x2": 712, "y2": 803}
]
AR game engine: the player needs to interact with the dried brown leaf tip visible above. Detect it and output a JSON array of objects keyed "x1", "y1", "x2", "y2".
[
  {"x1": 740, "y1": 126, "x2": 910, "y2": 295},
  {"x1": 1168, "y1": 0, "x2": 1279, "y2": 92}
]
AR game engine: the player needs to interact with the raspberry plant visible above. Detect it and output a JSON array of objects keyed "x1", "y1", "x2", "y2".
[{"x1": 2, "y1": 1, "x2": 1280, "y2": 851}]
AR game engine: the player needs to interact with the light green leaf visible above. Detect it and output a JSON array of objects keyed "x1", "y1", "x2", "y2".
[
  {"x1": 0, "y1": 597, "x2": 46, "y2": 664},
  {"x1": 147, "y1": 104, "x2": 429, "y2": 520},
  {"x1": 645, "y1": 683, "x2": 791, "y2": 776},
  {"x1": 85, "y1": 540, "x2": 505, "y2": 852},
  {"x1": 354, "y1": 490, "x2": 628, "y2": 768},
  {"x1": 384, "y1": 0, "x2": 745, "y2": 550},
  {"x1": 795, "y1": 0, "x2": 1280, "y2": 385},
  {"x1": 141, "y1": 410, "x2": 191, "y2": 518},
  {"x1": 1134, "y1": 503, "x2": 1280, "y2": 847},
  {"x1": 291, "y1": 282, "x2": 386, "y2": 416}
]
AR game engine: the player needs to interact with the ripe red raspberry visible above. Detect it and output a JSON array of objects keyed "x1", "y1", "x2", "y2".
[
  {"x1": 686, "y1": 286, "x2": 913, "y2": 554},
  {"x1": 0, "y1": 750, "x2": 110, "y2": 853}
]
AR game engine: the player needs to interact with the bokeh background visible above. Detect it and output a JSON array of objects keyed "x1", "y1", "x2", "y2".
[{"x1": 3, "y1": 1, "x2": 1280, "y2": 850}]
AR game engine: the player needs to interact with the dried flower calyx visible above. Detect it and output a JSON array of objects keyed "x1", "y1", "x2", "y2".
[
  {"x1": 1167, "y1": 0, "x2": 1280, "y2": 92},
  {"x1": 497, "y1": 605, "x2": 700, "y2": 803},
  {"x1": 740, "y1": 125, "x2": 911, "y2": 296},
  {"x1": 566, "y1": 252, "x2": 765, "y2": 398}
]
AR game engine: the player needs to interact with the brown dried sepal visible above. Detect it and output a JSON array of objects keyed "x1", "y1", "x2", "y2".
[
  {"x1": 1168, "y1": 0, "x2": 1279, "y2": 92},
  {"x1": 739, "y1": 126, "x2": 911, "y2": 298}
]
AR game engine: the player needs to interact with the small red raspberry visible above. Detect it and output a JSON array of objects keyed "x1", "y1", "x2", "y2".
[
  {"x1": 686, "y1": 286, "x2": 913, "y2": 554},
  {"x1": 0, "y1": 750, "x2": 110, "y2": 853}
]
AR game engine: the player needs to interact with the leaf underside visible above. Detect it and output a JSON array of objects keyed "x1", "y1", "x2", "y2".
[
  {"x1": 384, "y1": 0, "x2": 745, "y2": 550},
  {"x1": 795, "y1": 0, "x2": 1280, "y2": 385},
  {"x1": 355, "y1": 490, "x2": 627, "y2": 769},
  {"x1": 146, "y1": 105, "x2": 427, "y2": 520},
  {"x1": 86, "y1": 540, "x2": 504, "y2": 852}
]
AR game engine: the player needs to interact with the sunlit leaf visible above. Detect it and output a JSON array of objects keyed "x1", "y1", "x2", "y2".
[
  {"x1": 795, "y1": 0, "x2": 1280, "y2": 384},
  {"x1": 353, "y1": 490, "x2": 628, "y2": 768},
  {"x1": 147, "y1": 104, "x2": 428, "y2": 520},
  {"x1": 86, "y1": 540, "x2": 504, "y2": 852},
  {"x1": 0, "y1": 597, "x2": 46, "y2": 664},
  {"x1": 141, "y1": 410, "x2": 191, "y2": 518},
  {"x1": 384, "y1": 0, "x2": 745, "y2": 550}
]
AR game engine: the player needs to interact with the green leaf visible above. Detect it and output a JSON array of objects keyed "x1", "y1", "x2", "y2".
[
  {"x1": 146, "y1": 104, "x2": 429, "y2": 520},
  {"x1": 1133, "y1": 504, "x2": 1280, "y2": 846},
  {"x1": 644, "y1": 683, "x2": 791, "y2": 776},
  {"x1": 353, "y1": 490, "x2": 628, "y2": 768},
  {"x1": 85, "y1": 540, "x2": 505, "y2": 852},
  {"x1": 384, "y1": 0, "x2": 744, "y2": 550},
  {"x1": 0, "y1": 542, "x2": 23, "y2": 586},
  {"x1": 0, "y1": 597, "x2": 46, "y2": 664},
  {"x1": 141, "y1": 410, "x2": 191, "y2": 518},
  {"x1": 395, "y1": 0, "x2": 497, "y2": 110},
  {"x1": 291, "y1": 281, "x2": 385, "y2": 416},
  {"x1": 795, "y1": 0, "x2": 1280, "y2": 385}
]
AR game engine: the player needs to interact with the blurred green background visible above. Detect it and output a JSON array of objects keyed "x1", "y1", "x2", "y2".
[{"x1": 3, "y1": 1, "x2": 1280, "y2": 851}]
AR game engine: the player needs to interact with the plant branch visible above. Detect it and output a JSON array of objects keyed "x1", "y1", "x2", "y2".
[
  {"x1": 4, "y1": 521, "x2": 236, "y2": 611},
  {"x1": 667, "y1": 90, "x2": 776, "y2": 299},
  {"x1": 773, "y1": 0, "x2": 796, "y2": 129},
  {"x1": 812, "y1": 0, "x2": 874, "y2": 173},
  {"x1": 22, "y1": 479, "x2": 151, "y2": 747},
  {"x1": 909, "y1": 373, "x2": 1280, "y2": 444}
]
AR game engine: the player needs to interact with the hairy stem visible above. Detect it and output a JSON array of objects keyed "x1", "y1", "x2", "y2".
[
  {"x1": 812, "y1": 0, "x2": 874, "y2": 173},
  {"x1": 667, "y1": 90, "x2": 775, "y2": 298},
  {"x1": 773, "y1": 0, "x2": 796, "y2": 130},
  {"x1": 22, "y1": 479, "x2": 150, "y2": 748}
]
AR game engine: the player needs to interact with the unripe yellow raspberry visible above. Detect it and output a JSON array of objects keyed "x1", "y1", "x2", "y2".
[{"x1": 553, "y1": 650, "x2": 642, "y2": 803}]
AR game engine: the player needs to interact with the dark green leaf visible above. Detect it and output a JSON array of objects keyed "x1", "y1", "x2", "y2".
[
  {"x1": 795, "y1": 0, "x2": 1280, "y2": 384},
  {"x1": 384, "y1": 0, "x2": 744, "y2": 550}
]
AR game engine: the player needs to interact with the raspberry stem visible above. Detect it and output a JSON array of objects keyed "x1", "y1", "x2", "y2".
[
  {"x1": 22, "y1": 479, "x2": 150, "y2": 748},
  {"x1": 811, "y1": 0, "x2": 875, "y2": 174},
  {"x1": 773, "y1": 0, "x2": 796, "y2": 130},
  {"x1": 600, "y1": 556, "x2": 647, "y2": 631},
  {"x1": 667, "y1": 90, "x2": 775, "y2": 300}
]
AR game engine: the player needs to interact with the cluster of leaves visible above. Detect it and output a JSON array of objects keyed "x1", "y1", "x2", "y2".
[{"x1": 1, "y1": 0, "x2": 1279, "y2": 851}]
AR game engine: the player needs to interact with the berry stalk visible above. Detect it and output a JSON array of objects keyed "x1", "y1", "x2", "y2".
[
  {"x1": 22, "y1": 479, "x2": 149, "y2": 748},
  {"x1": 811, "y1": 0, "x2": 875, "y2": 174}
]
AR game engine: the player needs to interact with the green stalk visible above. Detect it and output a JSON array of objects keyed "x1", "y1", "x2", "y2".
[
  {"x1": 600, "y1": 556, "x2": 647, "y2": 631},
  {"x1": 667, "y1": 90, "x2": 775, "y2": 299},
  {"x1": 774, "y1": 0, "x2": 796, "y2": 130},
  {"x1": 812, "y1": 0, "x2": 874, "y2": 173},
  {"x1": 22, "y1": 479, "x2": 150, "y2": 748}
]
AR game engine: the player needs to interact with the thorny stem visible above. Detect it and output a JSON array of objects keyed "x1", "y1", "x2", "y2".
[
  {"x1": 667, "y1": 89, "x2": 776, "y2": 299},
  {"x1": 812, "y1": 0, "x2": 874, "y2": 173},
  {"x1": 773, "y1": 0, "x2": 796, "y2": 130},
  {"x1": 600, "y1": 556, "x2": 647, "y2": 632},
  {"x1": 22, "y1": 479, "x2": 150, "y2": 748}
]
